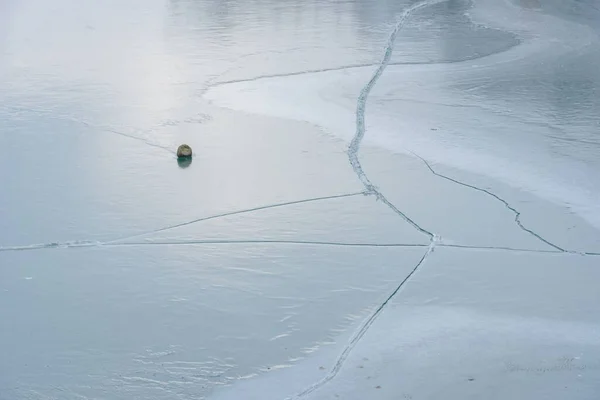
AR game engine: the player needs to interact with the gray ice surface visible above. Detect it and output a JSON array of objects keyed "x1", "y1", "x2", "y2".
[{"x1": 1, "y1": 0, "x2": 600, "y2": 399}]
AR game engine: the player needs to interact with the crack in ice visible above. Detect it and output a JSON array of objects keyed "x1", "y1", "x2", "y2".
[
  {"x1": 291, "y1": 1, "x2": 445, "y2": 398},
  {"x1": 348, "y1": 10, "x2": 438, "y2": 240},
  {"x1": 208, "y1": 53, "x2": 510, "y2": 91},
  {"x1": 71, "y1": 117, "x2": 177, "y2": 155},
  {"x1": 292, "y1": 244, "x2": 435, "y2": 399},
  {"x1": 1, "y1": 240, "x2": 579, "y2": 255},
  {"x1": 438, "y1": 243, "x2": 561, "y2": 254},
  {"x1": 408, "y1": 150, "x2": 568, "y2": 252},
  {"x1": 0, "y1": 192, "x2": 368, "y2": 252},
  {"x1": 105, "y1": 191, "x2": 369, "y2": 244},
  {"x1": 106, "y1": 240, "x2": 428, "y2": 248},
  {"x1": 3, "y1": 106, "x2": 178, "y2": 156},
  {"x1": 98, "y1": 242, "x2": 586, "y2": 255},
  {"x1": 0, "y1": 240, "x2": 100, "y2": 252},
  {"x1": 287, "y1": 1, "x2": 597, "y2": 395}
]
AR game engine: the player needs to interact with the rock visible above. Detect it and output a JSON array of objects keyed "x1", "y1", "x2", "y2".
[{"x1": 177, "y1": 144, "x2": 192, "y2": 158}]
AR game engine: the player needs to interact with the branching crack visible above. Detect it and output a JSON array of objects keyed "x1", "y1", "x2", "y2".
[{"x1": 408, "y1": 150, "x2": 568, "y2": 252}]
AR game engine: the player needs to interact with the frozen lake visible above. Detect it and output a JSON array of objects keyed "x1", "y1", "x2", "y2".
[{"x1": 1, "y1": 0, "x2": 600, "y2": 399}]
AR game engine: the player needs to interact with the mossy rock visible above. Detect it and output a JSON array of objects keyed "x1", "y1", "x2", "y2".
[{"x1": 177, "y1": 144, "x2": 192, "y2": 158}]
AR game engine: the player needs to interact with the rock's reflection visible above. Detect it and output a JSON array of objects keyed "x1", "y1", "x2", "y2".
[{"x1": 177, "y1": 156, "x2": 193, "y2": 169}]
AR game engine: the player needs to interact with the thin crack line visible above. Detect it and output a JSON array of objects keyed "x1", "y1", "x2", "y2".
[
  {"x1": 212, "y1": 63, "x2": 376, "y2": 87},
  {"x1": 207, "y1": 51, "x2": 513, "y2": 90},
  {"x1": 3, "y1": 106, "x2": 177, "y2": 156},
  {"x1": 0, "y1": 241, "x2": 99, "y2": 253},
  {"x1": 104, "y1": 240, "x2": 429, "y2": 248},
  {"x1": 438, "y1": 243, "x2": 561, "y2": 254},
  {"x1": 1, "y1": 240, "x2": 584, "y2": 255},
  {"x1": 0, "y1": 192, "x2": 368, "y2": 253},
  {"x1": 348, "y1": 2, "x2": 439, "y2": 240},
  {"x1": 72, "y1": 118, "x2": 177, "y2": 155},
  {"x1": 100, "y1": 127, "x2": 176, "y2": 155},
  {"x1": 408, "y1": 150, "x2": 568, "y2": 252},
  {"x1": 291, "y1": 1, "x2": 444, "y2": 398},
  {"x1": 103, "y1": 191, "x2": 370, "y2": 244},
  {"x1": 291, "y1": 244, "x2": 435, "y2": 399},
  {"x1": 97, "y1": 241, "x2": 586, "y2": 255}
]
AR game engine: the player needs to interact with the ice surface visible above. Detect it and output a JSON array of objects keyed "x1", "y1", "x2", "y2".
[
  {"x1": 213, "y1": 248, "x2": 600, "y2": 400},
  {"x1": 0, "y1": 107, "x2": 363, "y2": 247},
  {"x1": 114, "y1": 194, "x2": 428, "y2": 247},
  {"x1": 0, "y1": 245, "x2": 427, "y2": 399},
  {"x1": 205, "y1": 0, "x2": 600, "y2": 232},
  {"x1": 2, "y1": 0, "x2": 600, "y2": 398}
]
